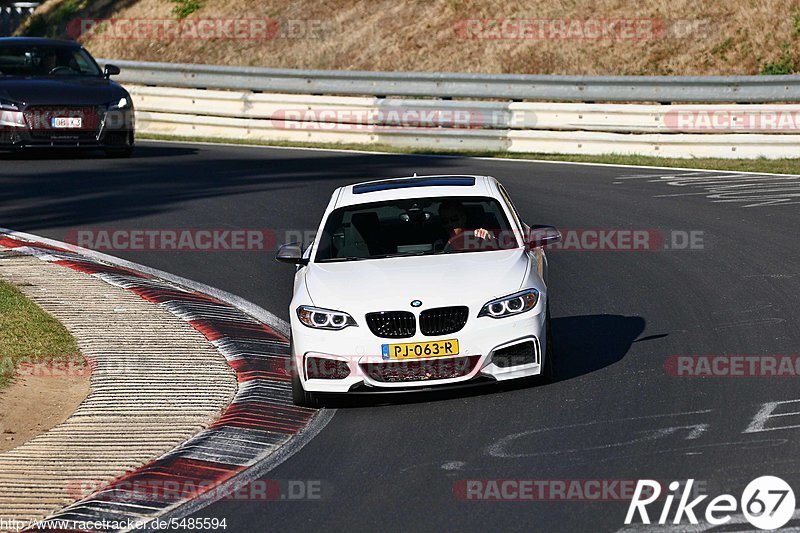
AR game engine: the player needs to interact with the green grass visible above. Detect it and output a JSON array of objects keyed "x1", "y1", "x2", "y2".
[
  {"x1": 0, "y1": 281, "x2": 82, "y2": 389},
  {"x1": 792, "y1": 8, "x2": 800, "y2": 36},
  {"x1": 760, "y1": 11, "x2": 800, "y2": 75},
  {"x1": 761, "y1": 44, "x2": 797, "y2": 75},
  {"x1": 170, "y1": 0, "x2": 204, "y2": 19},
  {"x1": 139, "y1": 133, "x2": 800, "y2": 175}
]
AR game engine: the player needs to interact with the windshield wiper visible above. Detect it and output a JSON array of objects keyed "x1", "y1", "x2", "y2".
[
  {"x1": 322, "y1": 251, "x2": 437, "y2": 262},
  {"x1": 321, "y1": 256, "x2": 369, "y2": 262},
  {"x1": 369, "y1": 251, "x2": 431, "y2": 259}
]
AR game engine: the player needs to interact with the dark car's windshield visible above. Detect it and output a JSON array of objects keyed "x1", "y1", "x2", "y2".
[
  {"x1": 315, "y1": 196, "x2": 520, "y2": 263},
  {"x1": 0, "y1": 45, "x2": 102, "y2": 77}
]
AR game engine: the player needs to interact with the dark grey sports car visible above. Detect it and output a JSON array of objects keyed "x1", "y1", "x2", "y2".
[{"x1": 0, "y1": 37, "x2": 134, "y2": 157}]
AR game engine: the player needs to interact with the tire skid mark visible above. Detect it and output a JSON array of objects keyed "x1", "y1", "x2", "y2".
[{"x1": 615, "y1": 171, "x2": 800, "y2": 208}]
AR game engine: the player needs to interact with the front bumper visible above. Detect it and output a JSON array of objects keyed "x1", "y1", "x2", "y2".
[
  {"x1": 0, "y1": 107, "x2": 134, "y2": 150},
  {"x1": 292, "y1": 304, "x2": 548, "y2": 393}
]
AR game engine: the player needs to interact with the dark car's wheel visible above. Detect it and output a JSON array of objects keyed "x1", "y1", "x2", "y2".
[
  {"x1": 105, "y1": 131, "x2": 134, "y2": 158},
  {"x1": 290, "y1": 345, "x2": 320, "y2": 408},
  {"x1": 541, "y1": 301, "x2": 558, "y2": 383}
]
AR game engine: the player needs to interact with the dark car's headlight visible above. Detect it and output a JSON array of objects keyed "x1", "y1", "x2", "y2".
[
  {"x1": 297, "y1": 305, "x2": 357, "y2": 330},
  {"x1": 0, "y1": 99, "x2": 25, "y2": 128},
  {"x1": 107, "y1": 97, "x2": 131, "y2": 110},
  {"x1": 478, "y1": 289, "x2": 539, "y2": 319},
  {"x1": 0, "y1": 99, "x2": 19, "y2": 111}
]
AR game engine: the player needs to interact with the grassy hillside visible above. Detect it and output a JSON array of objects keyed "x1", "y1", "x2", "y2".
[{"x1": 18, "y1": 0, "x2": 800, "y2": 75}]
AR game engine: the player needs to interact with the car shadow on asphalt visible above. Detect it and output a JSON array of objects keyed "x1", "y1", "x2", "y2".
[
  {"x1": 0, "y1": 144, "x2": 198, "y2": 160},
  {"x1": 318, "y1": 313, "x2": 647, "y2": 408},
  {"x1": 0, "y1": 145, "x2": 470, "y2": 231},
  {"x1": 551, "y1": 313, "x2": 647, "y2": 381}
]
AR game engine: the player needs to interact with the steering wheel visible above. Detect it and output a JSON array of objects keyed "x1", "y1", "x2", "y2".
[
  {"x1": 48, "y1": 66, "x2": 76, "y2": 75},
  {"x1": 444, "y1": 231, "x2": 498, "y2": 253}
]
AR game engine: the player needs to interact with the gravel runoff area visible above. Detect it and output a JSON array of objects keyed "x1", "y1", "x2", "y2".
[{"x1": 0, "y1": 248, "x2": 237, "y2": 524}]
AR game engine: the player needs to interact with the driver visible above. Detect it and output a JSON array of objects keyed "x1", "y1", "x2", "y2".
[
  {"x1": 39, "y1": 49, "x2": 59, "y2": 74},
  {"x1": 438, "y1": 199, "x2": 495, "y2": 250}
]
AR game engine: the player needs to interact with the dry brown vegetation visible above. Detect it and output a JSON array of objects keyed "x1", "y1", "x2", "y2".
[{"x1": 18, "y1": 0, "x2": 800, "y2": 75}]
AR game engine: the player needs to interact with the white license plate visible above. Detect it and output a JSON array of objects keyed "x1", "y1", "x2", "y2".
[{"x1": 51, "y1": 117, "x2": 82, "y2": 128}]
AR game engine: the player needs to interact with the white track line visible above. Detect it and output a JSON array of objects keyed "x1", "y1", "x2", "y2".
[{"x1": 139, "y1": 138, "x2": 800, "y2": 178}]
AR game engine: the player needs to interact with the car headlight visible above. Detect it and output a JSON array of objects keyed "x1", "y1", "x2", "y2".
[
  {"x1": 478, "y1": 289, "x2": 539, "y2": 319},
  {"x1": 0, "y1": 99, "x2": 24, "y2": 128},
  {"x1": 108, "y1": 97, "x2": 130, "y2": 110},
  {"x1": 297, "y1": 305, "x2": 357, "y2": 330},
  {"x1": 0, "y1": 99, "x2": 19, "y2": 111}
]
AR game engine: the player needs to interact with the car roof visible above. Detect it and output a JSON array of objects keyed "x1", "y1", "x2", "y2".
[
  {"x1": 0, "y1": 37, "x2": 83, "y2": 48},
  {"x1": 335, "y1": 175, "x2": 498, "y2": 208}
]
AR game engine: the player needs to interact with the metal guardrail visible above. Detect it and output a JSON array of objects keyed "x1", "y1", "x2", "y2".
[
  {"x1": 0, "y1": 2, "x2": 38, "y2": 37},
  {"x1": 126, "y1": 85, "x2": 800, "y2": 159},
  {"x1": 103, "y1": 60, "x2": 800, "y2": 158},
  {"x1": 129, "y1": 85, "x2": 800, "y2": 134},
  {"x1": 99, "y1": 58, "x2": 800, "y2": 103}
]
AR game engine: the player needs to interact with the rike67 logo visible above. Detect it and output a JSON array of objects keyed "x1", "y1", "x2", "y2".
[{"x1": 625, "y1": 476, "x2": 795, "y2": 530}]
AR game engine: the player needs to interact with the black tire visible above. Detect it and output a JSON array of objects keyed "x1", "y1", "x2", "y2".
[
  {"x1": 541, "y1": 301, "x2": 557, "y2": 383},
  {"x1": 291, "y1": 371, "x2": 318, "y2": 407},
  {"x1": 104, "y1": 131, "x2": 134, "y2": 158}
]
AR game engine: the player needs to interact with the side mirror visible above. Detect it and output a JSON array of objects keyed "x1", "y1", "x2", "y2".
[
  {"x1": 104, "y1": 64, "x2": 121, "y2": 79},
  {"x1": 527, "y1": 225, "x2": 561, "y2": 248},
  {"x1": 276, "y1": 242, "x2": 308, "y2": 265}
]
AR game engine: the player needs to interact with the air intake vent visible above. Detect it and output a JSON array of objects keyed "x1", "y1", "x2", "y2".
[{"x1": 491, "y1": 340, "x2": 539, "y2": 368}]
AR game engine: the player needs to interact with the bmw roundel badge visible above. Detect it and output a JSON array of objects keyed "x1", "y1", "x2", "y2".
[{"x1": 411, "y1": 300, "x2": 422, "y2": 308}]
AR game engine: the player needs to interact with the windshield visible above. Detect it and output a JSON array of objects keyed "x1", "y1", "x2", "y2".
[
  {"x1": 0, "y1": 45, "x2": 102, "y2": 77},
  {"x1": 314, "y1": 196, "x2": 520, "y2": 262}
]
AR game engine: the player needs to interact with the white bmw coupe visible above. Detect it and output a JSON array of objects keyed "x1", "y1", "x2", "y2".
[{"x1": 277, "y1": 175, "x2": 561, "y2": 406}]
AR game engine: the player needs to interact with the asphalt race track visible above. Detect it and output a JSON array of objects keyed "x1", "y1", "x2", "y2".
[{"x1": 3, "y1": 141, "x2": 800, "y2": 532}]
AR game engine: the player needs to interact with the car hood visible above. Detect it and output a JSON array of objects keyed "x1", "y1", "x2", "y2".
[
  {"x1": 0, "y1": 77, "x2": 125, "y2": 106},
  {"x1": 304, "y1": 249, "x2": 531, "y2": 313}
]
